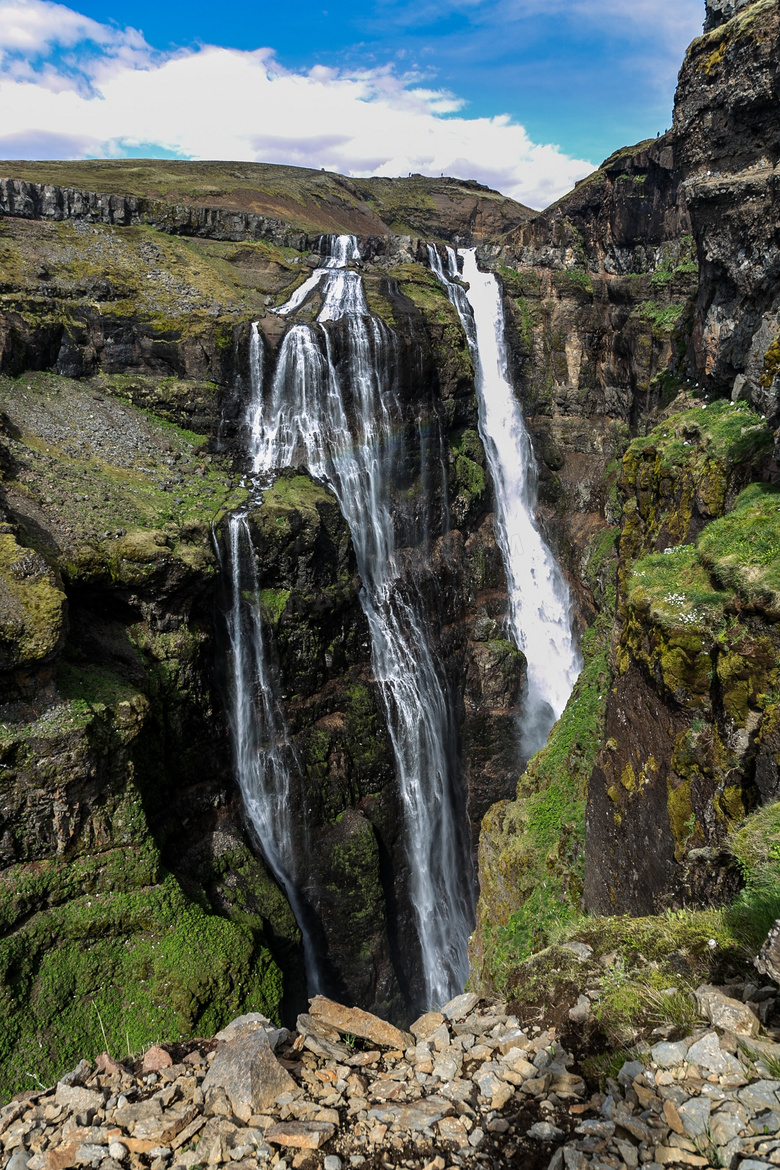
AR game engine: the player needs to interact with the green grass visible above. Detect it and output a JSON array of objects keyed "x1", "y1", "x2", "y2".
[
  {"x1": 553, "y1": 268, "x2": 593, "y2": 296},
  {"x1": 633, "y1": 300, "x2": 687, "y2": 333},
  {"x1": 628, "y1": 544, "x2": 730, "y2": 629},
  {"x1": 627, "y1": 482, "x2": 780, "y2": 631},
  {"x1": 476, "y1": 609, "x2": 614, "y2": 992},
  {"x1": 698, "y1": 483, "x2": 780, "y2": 608}
]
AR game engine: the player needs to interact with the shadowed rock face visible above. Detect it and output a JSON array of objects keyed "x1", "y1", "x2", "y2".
[
  {"x1": 675, "y1": 0, "x2": 780, "y2": 429},
  {"x1": 704, "y1": 0, "x2": 755, "y2": 31}
]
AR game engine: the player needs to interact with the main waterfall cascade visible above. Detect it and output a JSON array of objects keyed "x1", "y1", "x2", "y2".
[
  {"x1": 428, "y1": 246, "x2": 581, "y2": 757},
  {"x1": 225, "y1": 235, "x2": 474, "y2": 1011}
]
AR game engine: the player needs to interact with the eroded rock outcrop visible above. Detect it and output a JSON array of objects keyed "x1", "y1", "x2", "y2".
[{"x1": 675, "y1": 0, "x2": 780, "y2": 431}]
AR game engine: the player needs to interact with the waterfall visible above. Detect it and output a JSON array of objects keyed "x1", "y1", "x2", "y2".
[
  {"x1": 429, "y1": 245, "x2": 581, "y2": 756},
  {"x1": 228, "y1": 236, "x2": 473, "y2": 1009},
  {"x1": 221, "y1": 495, "x2": 323, "y2": 991}
]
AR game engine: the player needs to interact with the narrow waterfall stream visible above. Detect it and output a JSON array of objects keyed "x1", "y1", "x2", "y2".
[
  {"x1": 224, "y1": 236, "x2": 473, "y2": 1010},
  {"x1": 222, "y1": 507, "x2": 323, "y2": 992},
  {"x1": 430, "y1": 246, "x2": 580, "y2": 756}
]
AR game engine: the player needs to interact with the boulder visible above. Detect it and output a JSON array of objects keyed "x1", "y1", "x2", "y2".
[
  {"x1": 202, "y1": 1031, "x2": 296, "y2": 1122},
  {"x1": 756, "y1": 919, "x2": 780, "y2": 985},
  {"x1": 694, "y1": 985, "x2": 760, "y2": 1037}
]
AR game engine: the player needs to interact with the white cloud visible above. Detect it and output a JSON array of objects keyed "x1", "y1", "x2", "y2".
[
  {"x1": 0, "y1": 0, "x2": 146, "y2": 59},
  {"x1": 0, "y1": 0, "x2": 593, "y2": 208}
]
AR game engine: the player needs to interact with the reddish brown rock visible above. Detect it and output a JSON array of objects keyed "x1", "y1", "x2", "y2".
[
  {"x1": 308, "y1": 996, "x2": 411, "y2": 1050},
  {"x1": 265, "y1": 1120, "x2": 336, "y2": 1149},
  {"x1": 142, "y1": 1046, "x2": 173, "y2": 1073}
]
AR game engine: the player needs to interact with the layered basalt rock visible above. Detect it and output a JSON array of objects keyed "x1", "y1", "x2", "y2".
[{"x1": 674, "y1": 0, "x2": 780, "y2": 434}]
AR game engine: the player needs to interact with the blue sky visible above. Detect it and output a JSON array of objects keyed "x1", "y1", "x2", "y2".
[{"x1": 0, "y1": 0, "x2": 704, "y2": 208}]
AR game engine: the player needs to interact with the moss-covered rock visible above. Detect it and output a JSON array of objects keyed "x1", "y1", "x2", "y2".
[
  {"x1": 0, "y1": 532, "x2": 66, "y2": 672},
  {"x1": 586, "y1": 407, "x2": 780, "y2": 914},
  {"x1": 0, "y1": 671, "x2": 285, "y2": 1102}
]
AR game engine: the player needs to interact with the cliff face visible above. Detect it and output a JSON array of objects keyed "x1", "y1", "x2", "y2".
[
  {"x1": 488, "y1": 136, "x2": 696, "y2": 620},
  {"x1": 583, "y1": 0, "x2": 780, "y2": 913},
  {"x1": 674, "y1": 0, "x2": 780, "y2": 432},
  {"x1": 585, "y1": 402, "x2": 778, "y2": 914},
  {"x1": 0, "y1": 172, "x2": 529, "y2": 1094},
  {"x1": 471, "y1": 0, "x2": 780, "y2": 986}
]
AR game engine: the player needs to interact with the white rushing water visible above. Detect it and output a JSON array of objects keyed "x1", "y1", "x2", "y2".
[
  {"x1": 221, "y1": 480, "x2": 323, "y2": 991},
  {"x1": 429, "y1": 245, "x2": 580, "y2": 756},
  {"x1": 231, "y1": 236, "x2": 473, "y2": 1008}
]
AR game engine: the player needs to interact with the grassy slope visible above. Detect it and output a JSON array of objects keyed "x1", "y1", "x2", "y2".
[{"x1": 0, "y1": 159, "x2": 533, "y2": 241}]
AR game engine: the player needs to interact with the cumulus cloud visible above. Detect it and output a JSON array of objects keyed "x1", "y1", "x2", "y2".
[{"x1": 0, "y1": 0, "x2": 593, "y2": 208}]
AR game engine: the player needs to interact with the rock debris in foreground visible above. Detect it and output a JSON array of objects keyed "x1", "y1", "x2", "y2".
[{"x1": 3, "y1": 992, "x2": 780, "y2": 1170}]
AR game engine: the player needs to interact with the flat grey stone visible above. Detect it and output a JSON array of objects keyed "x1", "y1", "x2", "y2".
[
  {"x1": 6, "y1": 1152, "x2": 30, "y2": 1170},
  {"x1": 651, "y1": 1039, "x2": 690, "y2": 1068},
  {"x1": 686, "y1": 1032, "x2": 745, "y2": 1079},
  {"x1": 438, "y1": 1078, "x2": 476, "y2": 1103},
  {"x1": 54, "y1": 1083, "x2": 104, "y2": 1114},
  {"x1": 677, "y1": 1096, "x2": 711, "y2": 1137},
  {"x1": 202, "y1": 1030, "x2": 296, "y2": 1122},
  {"x1": 575, "y1": 1120, "x2": 615, "y2": 1138},
  {"x1": 75, "y1": 1145, "x2": 107, "y2": 1167},
  {"x1": 60, "y1": 1059, "x2": 93, "y2": 1087},
  {"x1": 740, "y1": 1081, "x2": 780, "y2": 1111},
  {"x1": 528, "y1": 1121, "x2": 564, "y2": 1141},
  {"x1": 367, "y1": 1094, "x2": 453, "y2": 1131},
  {"x1": 440, "y1": 992, "x2": 479, "y2": 1020},
  {"x1": 752, "y1": 1111, "x2": 780, "y2": 1134},
  {"x1": 617, "y1": 1059, "x2": 646, "y2": 1086},
  {"x1": 709, "y1": 1109, "x2": 746, "y2": 1146}
]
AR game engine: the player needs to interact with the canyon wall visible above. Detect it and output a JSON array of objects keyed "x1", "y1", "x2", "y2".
[
  {"x1": 0, "y1": 176, "x2": 528, "y2": 1096},
  {"x1": 472, "y1": 0, "x2": 780, "y2": 991}
]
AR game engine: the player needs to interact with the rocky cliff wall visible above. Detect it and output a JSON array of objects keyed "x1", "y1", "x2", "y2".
[
  {"x1": 0, "y1": 194, "x2": 530, "y2": 1092},
  {"x1": 484, "y1": 136, "x2": 697, "y2": 621},
  {"x1": 472, "y1": 0, "x2": 780, "y2": 983},
  {"x1": 675, "y1": 0, "x2": 780, "y2": 436}
]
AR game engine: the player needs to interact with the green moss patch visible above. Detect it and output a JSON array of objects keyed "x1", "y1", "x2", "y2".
[
  {"x1": 698, "y1": 483, "x2": 780, "y2": 611},
  {"x1": 474, "y1": 609, "x2": 612, "y2": 995},
  {"x1": 0, "y1": 533, "x2": 66, "y2": 669},
  {"x1": 0, "y1": 867, "x2": 282, "y2": 1101}
]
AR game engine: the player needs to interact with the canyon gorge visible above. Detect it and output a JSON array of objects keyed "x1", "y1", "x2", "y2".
[{"x1": 0, "y1": 0, "x2": 778, "y2": 1147}]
